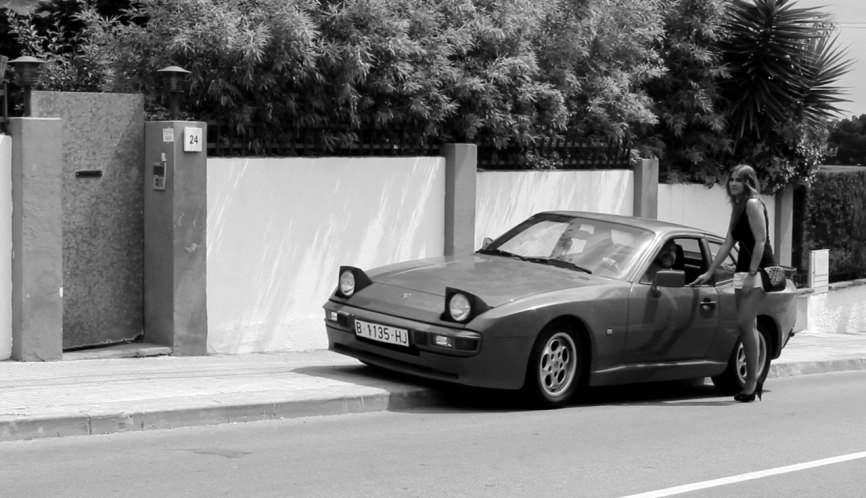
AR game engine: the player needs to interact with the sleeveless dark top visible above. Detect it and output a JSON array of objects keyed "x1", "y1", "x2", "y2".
[{"x1": 732, "y1": 199, "x2": 776, "y2": 272}]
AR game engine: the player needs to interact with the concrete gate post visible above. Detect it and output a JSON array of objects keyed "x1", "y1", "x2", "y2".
[
  {"x1": 10, "y1": 118, "x2": 64, "y2": 361},
  {"x1": 633, "y1": 158, "x2": 659, "y2": 219},
  {"x1": 442, "y1": 143, "x2": 477, "y2": 256},
  {"x1": 774, "y1": 185, "x2": 794, "y2": 267},
  {"x1": 143, "y1": 121, "x2": 208, "y2": 355}
]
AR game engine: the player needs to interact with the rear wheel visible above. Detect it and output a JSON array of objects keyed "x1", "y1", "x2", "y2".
[
  {"x1": 712, "y1": 324, "x2": 771, "y2": 395},
  {"x1": 523, "y1": 322, "x2": 583, "y2": 408}
]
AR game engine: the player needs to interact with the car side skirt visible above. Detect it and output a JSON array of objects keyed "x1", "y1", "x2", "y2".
[{"x1": 590, "y1": 361, "x2": 728, "y2": 387}]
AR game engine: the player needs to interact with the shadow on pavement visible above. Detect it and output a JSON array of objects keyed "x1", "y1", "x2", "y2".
[
  {"x1": 292, "y1": 363, "x2": 452, "y2": 390},
  {"x1": 295, "y1": 363, "x2": 747, "y2": 412},
  {"x1": 431, "y1": 378, "x2": 734, "y2": 412}
]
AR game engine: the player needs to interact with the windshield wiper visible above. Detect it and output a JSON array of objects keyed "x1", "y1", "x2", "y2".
[
  {"x1": 477, "y1": 248, "x2": 522, "y2": 259},
  {"x1": 524, "y1": 256, "x2": 592, "y2": 274},
  {"x1": 479, "y1": 249, "x2": 592, "y2": 274}
]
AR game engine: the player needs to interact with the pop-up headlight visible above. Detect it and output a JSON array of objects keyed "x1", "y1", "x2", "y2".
[
  {"x1": 441, "y1": 287, "x2": 490, "y2": 323},
  {"x1": 336, "y1": 266, "x2": 373, "y2": 298}
]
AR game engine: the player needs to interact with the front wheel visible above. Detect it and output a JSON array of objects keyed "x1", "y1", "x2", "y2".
[
  {"x1": 711, "y1": 325, "x2": 770, "y2": 395},
  {"x1": 523, "y1": 323, "x2": 583, "y2": 408}
]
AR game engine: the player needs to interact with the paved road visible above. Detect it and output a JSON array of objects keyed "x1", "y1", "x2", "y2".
[{"x1": 2, "y1": 371, "x2": 865, "y2": 497}]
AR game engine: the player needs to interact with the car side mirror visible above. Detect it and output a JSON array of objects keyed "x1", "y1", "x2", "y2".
[
  {"x1": 651, "y1": 270, "x2": 686, "y2": 297},
  {"x1": 481, "y1": 237, "x2": 493, "y2": 249}
]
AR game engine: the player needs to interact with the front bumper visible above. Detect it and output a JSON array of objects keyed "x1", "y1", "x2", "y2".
[{"x1": 324, "y1": 301, "x2": 533, "y2": 390}]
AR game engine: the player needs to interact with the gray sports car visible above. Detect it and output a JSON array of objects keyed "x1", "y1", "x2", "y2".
[{"x1": 324, "y1": 211, "x2": 798, "y2": 408}]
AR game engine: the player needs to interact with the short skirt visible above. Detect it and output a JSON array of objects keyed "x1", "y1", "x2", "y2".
[{"x1": 733, "y1": 271, "x2": 762, "y2": 290}]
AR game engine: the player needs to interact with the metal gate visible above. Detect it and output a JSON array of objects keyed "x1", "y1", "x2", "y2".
[{"x1": 32, "y1": 92, "x2": 144, "y2": 350}]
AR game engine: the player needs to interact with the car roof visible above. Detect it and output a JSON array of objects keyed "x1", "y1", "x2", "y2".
[{"x1": 541, "y1": 210, "x2": 722, "y2": 239}]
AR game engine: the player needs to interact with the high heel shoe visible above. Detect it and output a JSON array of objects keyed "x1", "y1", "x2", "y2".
[{"x1": 734, "y1": 380, "x2": 764, "y2": 402}]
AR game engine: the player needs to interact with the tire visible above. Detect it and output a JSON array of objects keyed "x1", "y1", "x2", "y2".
[
  {"x1": 523, "y1": 322, "x2": 583, "y2": 408},
  {"x1": 711, "y1": 324, "x2": 771, "y2": 395}
]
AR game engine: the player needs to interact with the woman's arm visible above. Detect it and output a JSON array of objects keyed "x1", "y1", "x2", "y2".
[
  {"x1": 689, "y1": 215, "x2": 736, "y2": 286},
  {"x1": 744, "y1": 198, "x2": 766, "y2": 275},
  {"x1": 739, "y1": 198, "x2": 767, "y2": 294}
]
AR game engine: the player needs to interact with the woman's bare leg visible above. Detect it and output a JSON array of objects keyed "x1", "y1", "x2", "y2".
[{"x1": 736, "y1": 287, "x2": 765, "y2": 393}]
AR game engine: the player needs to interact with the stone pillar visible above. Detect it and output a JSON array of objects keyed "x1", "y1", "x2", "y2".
[
  {"x1": 633, "y1": 158, "x2": 659, "y2": 219},
  {"x1": 442, "y1": 144, "x2": 477, "y2": 256},
  {"x1": 143, "y1": 121, "x2": 208, "y2": 355},
  {"x1": 774, "y1": 185, "x2": 794, "y2": 267},
  {"x1": 10, "y1": 118, "x2": 63, "y2": 361}
]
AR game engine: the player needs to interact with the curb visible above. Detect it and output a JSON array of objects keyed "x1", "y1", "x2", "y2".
[
  {"x1": 2, "y1": 359, "x2": 864, "y2": 442},
  {"x1": 0, "y1": 387, "x2": 448, "y2": 442},
  {"x1": 769, "y1": 358, "x2": 866, "y2": 378}
]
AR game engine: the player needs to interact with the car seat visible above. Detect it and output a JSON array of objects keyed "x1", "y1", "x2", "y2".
[{"x1": 673, "y1": 244, "x2": 685, "y2": 271}]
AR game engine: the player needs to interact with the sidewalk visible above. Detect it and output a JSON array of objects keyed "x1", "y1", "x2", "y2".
[{"x1": 2, "y1": 331, "x2": 866, "y2": 442}]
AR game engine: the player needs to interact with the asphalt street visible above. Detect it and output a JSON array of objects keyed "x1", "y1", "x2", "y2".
[{"x1": 2, "y1": 370, "x2": 864, "y2": 498}]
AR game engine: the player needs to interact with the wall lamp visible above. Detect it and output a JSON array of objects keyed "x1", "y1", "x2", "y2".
[
  {"x1": 157, "y1": 65, "x2": 191, "y2": 120},
  {"x1": 9, "y1": 55, "x2": 45, "y2": 117}
]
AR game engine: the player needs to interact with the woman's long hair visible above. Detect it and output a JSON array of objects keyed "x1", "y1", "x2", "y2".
[{"x1": 726, "y1": 164, "x2": 761, "y2": 224}]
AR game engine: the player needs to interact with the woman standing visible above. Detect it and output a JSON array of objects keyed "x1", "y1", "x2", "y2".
[{"x1": 690, "y1": 164, "x2": 776, "y2": 402}]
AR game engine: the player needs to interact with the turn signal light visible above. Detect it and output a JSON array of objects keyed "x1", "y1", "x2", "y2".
[{"x1": 433, "y1": 335, "x2": 454, "y2": 348}]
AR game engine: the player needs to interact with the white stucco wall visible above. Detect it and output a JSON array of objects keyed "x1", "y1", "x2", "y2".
[
  {"x1": 0, "y1": 135, "x2": 10, "y2": 360},
  {"x1": 206, "y1": 156, "x2": 446, "y2": 353},
  {"x1": 658, "y1": 183, "x2": 776, "y2": 240},
  {"x1": 202, "y1": 164, "x2": 799, "y2": 356},
  {"x1": 805, "y1": 283, "x2": 866, "y2": 334},
  {"x1": 475, "y1": 169, "x2": 634, "y2": 249}
]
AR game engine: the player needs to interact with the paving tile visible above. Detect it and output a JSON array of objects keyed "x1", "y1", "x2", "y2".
[{"x1": 1, "y1": 334, "x2": 865, "y2": 442}]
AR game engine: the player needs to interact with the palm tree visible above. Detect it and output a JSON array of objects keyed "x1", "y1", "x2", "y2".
[
  {"x1": 719, "y1": 0, "x2": 853, "y2": 191},
  {"x1": 721, "y1": 0, "x2": 852, "y2": 143}
]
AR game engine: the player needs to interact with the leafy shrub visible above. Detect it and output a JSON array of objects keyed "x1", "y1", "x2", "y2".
[
  {"x1": 805, "y1": 169, "x2": 866, "y2": 282},
  {"x1": 4, "y1": 0, "x2": 667, "y2": 158}
]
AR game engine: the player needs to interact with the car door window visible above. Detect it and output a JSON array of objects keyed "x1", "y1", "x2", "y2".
[
  {"x1": 642, "y1": 237, "x2": 706, "y2": 284},
  {"x1": 708, "y1": 240, "x2": 737, "y2": 284},
  {"x1": 676, "y1": 237, "x2": 706, "y2": 284}
]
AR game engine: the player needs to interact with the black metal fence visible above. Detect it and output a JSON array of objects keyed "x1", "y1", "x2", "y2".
[
  {"x1": 475, "y1": 137, "x2": 631, "y2": 170},
  {"x1": 206, "y1": 122, "x2": 443, "y2": 158},
  {"x1": 206, "y1": 122, "x2": 632, "y2": 170}
]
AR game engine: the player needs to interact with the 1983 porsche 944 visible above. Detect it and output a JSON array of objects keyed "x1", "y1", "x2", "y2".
[{"x1": 324, "y1": 211, "x2": 798, "y2": 408}]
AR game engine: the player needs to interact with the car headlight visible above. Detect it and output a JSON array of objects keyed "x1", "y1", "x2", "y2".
[
  {"x1": 448, "y1": 293, "x2": 472, "y2": 322},
  {"x1": 339, "y1": 270, "x2": 356, "y2": 297},
  {"x1": 336, "y1": 266, "x2": 373, "y2": 299},
  {"x1": 441, "y1": 287, "x2": 490, "y2": 323}
]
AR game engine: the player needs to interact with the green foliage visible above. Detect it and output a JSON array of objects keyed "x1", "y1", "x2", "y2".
[
  {"x1": 3, "y1": 0, "x2": 134, "y2": 92},
  {"x1": 805, "y1": 170, "x2": 866, "y2": 281},
  {"x1": 437, "y1": 0, "x2": 569, "y2": 147},
  {"x1": 642, "y1": 0, "x2": 730, "y2": 183},
  {"x1": 76, "y1": 0, "x2": 576, "y2": 151},
  {"x1": 535, "y1": 0, "x2": 667, "y2": 141},
  {"x1": 5, "y1": 0, "x2": 666, "y2": 157},
  {"x1": 719, "y1": 0, "x2": 852, "y2": 191},
  {"x1": 827, "y1": 115, "x2": 866, "y2": 165},
  {"x1": 3, "y1": 0, "x2": 853, "y2": 181}
]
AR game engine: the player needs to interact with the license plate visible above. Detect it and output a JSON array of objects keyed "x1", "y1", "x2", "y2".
[{"x1": 354, "y1": 319, "x2": 410, "y2": 347}]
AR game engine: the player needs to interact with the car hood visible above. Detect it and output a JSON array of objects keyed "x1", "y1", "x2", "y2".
[{"x1": 369, "y1": 254, "x2": 597, "y2": 307}]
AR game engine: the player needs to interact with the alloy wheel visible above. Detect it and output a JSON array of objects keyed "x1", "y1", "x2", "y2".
[
  {"x1": 538, "y1": 332, "x2": 578, "y2": 397},
  {"x1": 736, "y1": 332, "x2": 767, "y2": 385}
]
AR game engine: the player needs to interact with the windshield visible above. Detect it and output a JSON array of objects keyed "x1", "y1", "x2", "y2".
[{"x1": 479, "y1": 213, "x2": 655, "y2": 279}]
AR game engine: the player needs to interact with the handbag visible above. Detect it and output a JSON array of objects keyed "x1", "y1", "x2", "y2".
[{"x1": 759, "y1": 266, "x2": 786, "y2": 292}]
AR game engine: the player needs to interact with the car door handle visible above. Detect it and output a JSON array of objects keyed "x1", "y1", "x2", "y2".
[{"x1": 700, "y1": 298, "x2": 717, "y2": 311}]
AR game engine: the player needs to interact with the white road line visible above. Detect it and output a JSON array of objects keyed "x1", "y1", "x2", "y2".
[{"x1": 621, "y1": 451, "x2": 866, "y2": 498}]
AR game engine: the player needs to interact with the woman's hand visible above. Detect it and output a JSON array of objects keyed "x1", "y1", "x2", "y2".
[
  {"x1": 742, "y1": 273, "x2": 754, "y2": 294},
  {"x1": 689, "y1": 272, "x2": 710, "y2": 287}
]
